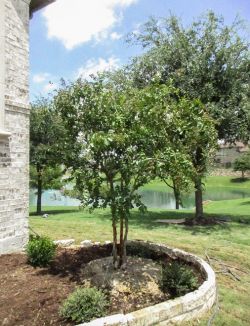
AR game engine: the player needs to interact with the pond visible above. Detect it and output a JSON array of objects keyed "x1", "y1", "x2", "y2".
[{"x1": 29, "y1": 186, "x2": 250, "y2": 209}]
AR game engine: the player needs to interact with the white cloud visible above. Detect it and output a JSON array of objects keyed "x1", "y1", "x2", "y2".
[
  {"x1": 77, "y1": 56, "x2": 120, "y2": 79},
  {"x1": 33, "y1": 73, "x2": 50, "y2": 83},
  {"x1": 42, "y1": 0, "x2": 138, "y2": 49},
  {"x1": 110, "y1": 32, "x2": 122, "y2": 40}
]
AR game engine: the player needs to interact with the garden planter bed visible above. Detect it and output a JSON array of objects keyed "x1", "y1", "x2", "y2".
[
  {"x1": 0, "y1": 245, "x2": 112, "y2": 326},
  {"x1": 0, "y1": 241, "x2": 216, "y2": 326}
]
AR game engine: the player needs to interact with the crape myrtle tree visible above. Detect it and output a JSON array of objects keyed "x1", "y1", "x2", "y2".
[
  {"x1": 127, "y1": 11, "x2": 250, "y2": 220},
  {"x1": 54, "y1": 77, "x2": 216, "y2": 267},
  {"x1": 30, "y1": 98, "x2": 65, "y2": 214}
]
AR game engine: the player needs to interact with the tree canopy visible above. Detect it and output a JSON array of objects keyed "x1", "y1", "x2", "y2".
[
  {"x1": 54, "y1": 77, "x2": 216, "y2": 266},
  {"x1": 128, "y1": 11, "x2": 250, "y2": 142}
]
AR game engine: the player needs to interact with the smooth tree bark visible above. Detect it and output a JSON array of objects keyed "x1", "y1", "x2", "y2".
[
  {"x1": 111, "y1": 211, "x2": 129, "y2": 268},
  {"x1": 119, "y1": 208, "x2": 129, "y2": 267},
  {"x1": 119, "y1": 216, "x2": 124, "y2": 267},
  {"x1": 109, "y1": 179, "x2": 118, "y2": 266},
  {"x1": 162, "y1": 178, "x2": 182, "y2": 210},
  {"x1": 123, "y1": 216, "x2": 128, "y2": 264},
  {"x1": 194, "y1": 178, "x2": 203, "y2": 219},
  {"x1": 112, "y1": 216, "x2": 118, "y2": 266},
  {"x1": 36, "y1": 165, "x2": 42, "y2": 215},
  {"x1": 173, "y1": 180, "x2": 181, "y2": 210},
  {"x1": 193, "y1": 147, "x2": 204, "y2": 220}
]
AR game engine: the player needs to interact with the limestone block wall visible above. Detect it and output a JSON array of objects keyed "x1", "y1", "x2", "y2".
[
  {"x1": 0, "y1": 0, "x2": 30, "y2": 254},
  {"x1": 78, "y1": 241, "x2": 216, "y2": 326}
]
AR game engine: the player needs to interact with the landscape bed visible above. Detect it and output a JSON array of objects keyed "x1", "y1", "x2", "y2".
[
  {"x1": 0, "y1": 241, "x2": 216, "y2": 326},
  {"x1": 28, "y1": 198, "x2": 250, "y2": 325}
]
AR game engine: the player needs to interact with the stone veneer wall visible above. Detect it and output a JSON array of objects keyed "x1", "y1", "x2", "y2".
[
  {"x1": 78, "y1": 241, "x2": 216, "y2": 326},
  {"x1": 0, "y1": 0, "x2": 30, "y2": 254}
]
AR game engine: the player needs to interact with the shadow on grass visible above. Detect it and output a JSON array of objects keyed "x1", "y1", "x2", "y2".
[
  {"x1": 100, "y1": 209, "x2": 236, "y2": 235},
  {"x1": 230, "y1": 177, "x2": 249, "y2": 183},
  {"x1": 30, "y1": 208, "x2": 79, "y2": 216},
  {"x1": 240, "y1": 201, "x2": 250, "y2": 206}
]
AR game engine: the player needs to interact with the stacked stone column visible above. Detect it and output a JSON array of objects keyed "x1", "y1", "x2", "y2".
[{"x1": 0, "y1": 0, "x2": 30, "y2": 254}]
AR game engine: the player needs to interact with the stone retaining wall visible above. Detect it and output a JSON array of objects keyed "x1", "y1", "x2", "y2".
[{"x1": 78, "y1": 240, "x2": 216, "y2": 326}]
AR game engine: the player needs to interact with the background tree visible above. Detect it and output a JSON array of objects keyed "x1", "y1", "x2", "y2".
[
  {"x1": 127, "y1": 11, "x2": 250, "y2": 219},
  {"x1": 30, "y1": 98, "x2": 65, "y2": 214},
  {"x1": 159, "y1": 175, "x2": 191, "y2": 210},
  {"x1": 234, "y1": 152, "x2": 250, "y2": 179},
  {"x1": 156, "y1": 94, "x2": 217, "y2": 216},
  {"x1": 30, "y1": 165, "x2": 64, "y2": 212}
]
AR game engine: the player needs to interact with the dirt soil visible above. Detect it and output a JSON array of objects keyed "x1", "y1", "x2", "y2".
[
  {"x1": 0, "y1": 244, "x2": 202, "y2": 326},
  {"x1": 0, "y1": 245, "x2": 111, "y2": 326}
]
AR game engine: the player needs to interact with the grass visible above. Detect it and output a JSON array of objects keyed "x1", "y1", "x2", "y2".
[
  {"x1": 143, "y1": 175, "x2": 250, "y2": 192},
  {"x1": 205, "y1": 198, "x2": 250, "y2": 221},
  {"x1": 29, "y1": 176, "x2": 250, "y2": 326}
]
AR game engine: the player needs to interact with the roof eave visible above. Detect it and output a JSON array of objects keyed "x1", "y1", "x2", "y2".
[{"x1": 30, "y1": 0, "x2": 56, "y2": 16}]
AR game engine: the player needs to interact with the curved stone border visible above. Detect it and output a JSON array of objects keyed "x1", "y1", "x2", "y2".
[{"x1": 77, "y1": 240, "x2": 216, "y2": 326}]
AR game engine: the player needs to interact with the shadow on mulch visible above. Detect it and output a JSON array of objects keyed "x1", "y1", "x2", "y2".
[{"x1": 38, "y1": 244, "x2": 113, "y2": 282}]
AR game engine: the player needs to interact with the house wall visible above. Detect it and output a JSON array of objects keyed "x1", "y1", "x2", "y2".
[
  {"x1": 215, "y1": 146, "x2": 249, "y2": 168},
  {"x1": 0, "y1": 0, "x2": 30, "y2": 254}
]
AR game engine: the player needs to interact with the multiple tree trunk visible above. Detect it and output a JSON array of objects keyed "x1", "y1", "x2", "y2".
[
  {"x1": 109, "y1": 177, "x2": 129, "y2": 268},
  {"x1": 111, "y1": 212, "x2": 129, "y2": 268}
]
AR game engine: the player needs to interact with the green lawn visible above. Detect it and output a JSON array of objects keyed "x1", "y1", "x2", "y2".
[
  {"x1": 143, "y1": 175, "x2": 250, "y2": 191},
  {"x1": 29, "y1": 176, "x2": 250, "y2": 325}
]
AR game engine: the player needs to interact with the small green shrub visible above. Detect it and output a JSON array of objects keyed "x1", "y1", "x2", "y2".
[
  {"x1": 161, "y1": 261, "x2": 198, "y2": 297},
  {"x1": 26, "y1": 235, "x2": 56, "y2": 267},
  {"x1": 59, "y1": 287, "x2": 108, "y2": 323}
]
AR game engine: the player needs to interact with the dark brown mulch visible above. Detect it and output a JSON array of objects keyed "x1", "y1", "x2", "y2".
[
  {"x1": 0, "y1": 244, "x2": 203, "y2": 326},
  {"x1": 0, "y1": 246, "x2": 112, "y2": 326},
  {"x1": 184, "y1": 216, "x2": 230, "y2": 226}
]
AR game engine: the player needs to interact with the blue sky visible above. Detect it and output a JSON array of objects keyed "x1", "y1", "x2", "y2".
[{"x1": 30, "y1": 0, "x2": 250, "y2": 101}]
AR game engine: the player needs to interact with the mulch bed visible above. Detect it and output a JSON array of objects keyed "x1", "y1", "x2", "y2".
[
  {"x1": 0, "y1": 246, "x2": 111, "y2": 326},
  {"x1": 0, "y1": 244, "x2": 203, "y2": 326}
]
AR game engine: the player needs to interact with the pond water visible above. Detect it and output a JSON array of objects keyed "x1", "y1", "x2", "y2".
[{"x1": 29, "y1": 186, "x2": 250, "y2": 210}]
